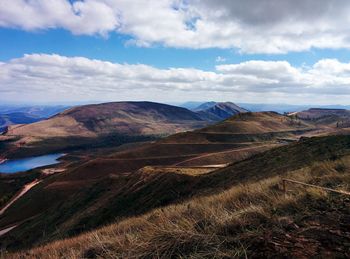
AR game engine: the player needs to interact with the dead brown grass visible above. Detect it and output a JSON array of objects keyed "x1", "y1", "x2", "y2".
[
  {"x1": 7, "y1": 156, "x2": 350, "y2": 259},
  {"x1": 138, "y1": 166, "x2": 217, "y2": 176},
  {"x1": 201, "y1": 112, "x2": 313, "y2": 134}
]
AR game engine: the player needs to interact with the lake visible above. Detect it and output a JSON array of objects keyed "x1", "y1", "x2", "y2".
[{"x1": 0, "y1": 154, "x2": 64, "y2": 174}]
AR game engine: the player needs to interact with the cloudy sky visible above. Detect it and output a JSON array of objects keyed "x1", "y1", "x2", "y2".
[{"x1": 2, "y1": 0, "x2": 350, "y2": 105}]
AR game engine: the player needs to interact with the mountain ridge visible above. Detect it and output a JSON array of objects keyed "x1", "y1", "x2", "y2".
[
  {"x1": 1, "y1": 101, "x2": 209, "y2": 158},
  {"x1": 0, "y1": 112, "x2": 42, "y2": 133},
  {"x1": 194, "y1": 101, "x2": 249, "y2": 121}
]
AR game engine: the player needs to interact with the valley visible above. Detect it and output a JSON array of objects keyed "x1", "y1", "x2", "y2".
[
  {"x1": 6, "y1": 133, "x2": 350, "y2": 258},
  {"x1": 0, "y1": 103, "x2": 350, "y2": 257}
]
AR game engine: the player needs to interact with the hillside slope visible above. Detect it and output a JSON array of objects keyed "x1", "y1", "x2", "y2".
[
  {"x1": 0, "y1": 112, "x2": 322, "y2": 251},
  {"x1": 293, "y1": 108, "x2": 350, "y2": 128},
  {"x1": 201, "y1": 111, "x2": 310, "y2": 133},
  {"x1": 162, "y1": 112, "x2": 314, "y2": 145},
  {"x1": 8, "y1": 134, "x2": 350, "y2": 258},
  {"x1": 8, "y1": 102, "x2": 207, "y2": 137},
  {"x1": 1, "y1": 102, "x2": 208, "y2": 157},
  {"x1": 0, "y1": 113, "x2": 42, "y2": 132},
  {"x1": 294, "y1": 108, "x2": 350, "y2": 119}
]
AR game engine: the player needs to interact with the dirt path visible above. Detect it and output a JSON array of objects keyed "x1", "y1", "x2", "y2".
[
  {"x1": 0, "y1": 179, "x2": 41, "y2": 216},
  {"x1": 0, "y1": 158, "x2": 7, "y2": 164},
  {"x1": 173, "y1": 144, "x2": 275, "y2": 166},
  {"x1": 0, "y1": 225, "x2": 17, "y2": 237},
  {"x1": 151, "y1": 164, "x2": 228, "y2": 169}
]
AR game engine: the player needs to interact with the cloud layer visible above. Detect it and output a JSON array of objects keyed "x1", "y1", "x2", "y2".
[
  {"x1": 1, "y1": 0, "x2": 350, "y2": 53},
  {"x1": 2, "y1": 53, "x2": 350, "y2": 104}
]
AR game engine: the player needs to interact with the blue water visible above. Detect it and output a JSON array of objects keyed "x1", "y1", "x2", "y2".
[{"x1": 0, "y1": 154, "x2": 64, "y2": 174}]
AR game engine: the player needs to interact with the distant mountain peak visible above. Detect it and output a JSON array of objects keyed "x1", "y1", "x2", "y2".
[
  {"x1": 192, "y1": 101, "x2": 217, "y2": 111},
  {"x1": 193, "y1": 101, "x2": 249, "y2": 121}
]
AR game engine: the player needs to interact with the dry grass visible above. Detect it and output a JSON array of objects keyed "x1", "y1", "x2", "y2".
[
  {"x1": 176, "y1": 144, "x2": 276, "y2": 166},
  {"x1": 7, "y1": 156, "x2": 350, "y2": 259},
  {"x1": 201, "y1": 112, "x2": 313, "y2": 134},
  {"x1": 7, "y1": 116, "x2": 95, "y2": 139},
  {"x1": 138, "y1": 166, "x2": 218, "y2": 176}
]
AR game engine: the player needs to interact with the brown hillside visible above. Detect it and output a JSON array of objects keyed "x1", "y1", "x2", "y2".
[
  {"x1": 0, "y1": 111, "x2": 296, "y2": 250},
  {"x1": 7, "y1": 102, "x2": 207, "y2": 138},
  {"x1": 293, "y1": 108, "x2": 350, "y2": 129},
  {"x1": 7, "y1": 134, "x2": 350, "y2": 258},
  {"x1": 0, "y1": 112, "x2": 327, "y2": 251},
  {"x1": 295, "y1": 108, "x2": 350, "y2": 120},
  {"x1": 162, "y1": 112, "x2": 315, "y2": 144},
  {"x1": 2, "y1": 102, "x2": 208, "y2": 157},
  {"x1": 201, "y1": 112, "x2": 311, "y2": 134}
]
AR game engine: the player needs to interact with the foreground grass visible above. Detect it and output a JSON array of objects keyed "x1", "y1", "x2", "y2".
[{"x1": 8, "y1": 157, "x2": 350, "y2": 258}]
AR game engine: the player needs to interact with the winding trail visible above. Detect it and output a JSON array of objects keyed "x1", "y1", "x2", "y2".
[
  {"x1": 0, "y1": 158, "x2": 7, "y2": 164},
  {"x1": 173, "y1": 144, "x2": 274, "y2": 166},
  {"x1": 0, "y1": 179, "x2": 41, "y2": 237},
  {"x1": 0, "y1": 179, "x2": 41, "y2": 216},
  {"x1": 0, "y1": 225, "x2": 17, "y2": 237}
]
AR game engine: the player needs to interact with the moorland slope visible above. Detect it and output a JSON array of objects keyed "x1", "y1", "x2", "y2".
[
  {"x1": 0, "y1": 113, "x2": 42, "y2": 132},
  {"x1": 0, "y1": 111, "x2": 319, "y2": 251},
  {"x1": 8, "y1": 134, "x2": 350, "y2": 258},
  {"x1": 1, "y1": 102, "x2": 209, "y2": 157}
]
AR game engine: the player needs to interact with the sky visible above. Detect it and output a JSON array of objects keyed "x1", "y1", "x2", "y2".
[{"x1": 2, "y1": 0, "x2": 350, "y2": 105}]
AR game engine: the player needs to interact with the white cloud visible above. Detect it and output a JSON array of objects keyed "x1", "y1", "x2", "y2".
[
  {"x1": 0, "y1": 0, "x2": 119, "y2": 36},
  {"x1": 2, "y1": 0, "x2": 350, "y2": 53},
  {"x1": 2, "y1": 54, "x2": 350, "y2": 104}
]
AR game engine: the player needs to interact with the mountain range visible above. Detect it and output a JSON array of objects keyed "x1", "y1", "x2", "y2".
[
  {"x1": 0, "y1": 110, "x2": 313, "y2": 251},
  {"x1": 0, "y1": 105, "x2": 70, "y2": 134},
  {"x1": 1, "y1": 102, "x2": 212, "y2": 158},
  {"x1": 0, "y1": 105, "x2": 69, "y2": 118},
  {"x1": 1, "y1": 101, "x2": 250, "y2": 158},
  {"x1": 180, "y1": 101, "x2": 350, "y2": 114},
  {"x1": 1, "y1": 102, "x2": 350, "y2": 258},
  {"x1": 0, "y1": 113, "x2": 42, "y2": 133}
]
